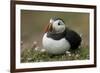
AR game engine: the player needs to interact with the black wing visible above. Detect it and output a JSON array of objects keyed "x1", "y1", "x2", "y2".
[{"x1": 65, "y1": 28, "x2": 82, "y2": 50}]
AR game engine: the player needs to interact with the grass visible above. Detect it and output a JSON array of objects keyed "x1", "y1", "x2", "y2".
[{"x1": 21, "y1": 47, "x2": 89, "y2": 63}]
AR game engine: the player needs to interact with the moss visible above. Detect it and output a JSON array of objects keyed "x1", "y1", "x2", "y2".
[{"x1": 21, "y1": 47, "x2": 89, "y2": 63}]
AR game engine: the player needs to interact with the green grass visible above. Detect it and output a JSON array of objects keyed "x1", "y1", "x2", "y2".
[{"x1": 21, "y1": 47, "x2": 89, "y2": 63}]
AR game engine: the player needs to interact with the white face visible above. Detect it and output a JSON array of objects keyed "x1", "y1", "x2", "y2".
[{"x1": 50, "y1": 19, "x2": 66, "y2": 33}]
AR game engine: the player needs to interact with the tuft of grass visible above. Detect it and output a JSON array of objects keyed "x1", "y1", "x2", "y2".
[{"x1": 21, "y1": 47, "x2": 89, "y2": 63}]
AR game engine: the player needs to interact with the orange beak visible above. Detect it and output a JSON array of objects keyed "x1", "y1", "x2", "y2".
[{"x1": 44, "y1": 23, "x2": 53, "y2": 33}]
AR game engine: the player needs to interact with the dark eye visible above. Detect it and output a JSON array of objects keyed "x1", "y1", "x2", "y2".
[{"x1": 58, "y1": 23, "x2": 61, "y2": 25}]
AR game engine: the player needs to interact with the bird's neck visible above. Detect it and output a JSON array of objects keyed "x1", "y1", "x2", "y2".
[{"x1": 46, "y1": 30, "x2": 66, "y2": 40}]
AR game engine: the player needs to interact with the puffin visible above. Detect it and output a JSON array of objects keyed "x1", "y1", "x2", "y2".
[{"x1": 42, "y1": 17, "x2": 81, "y2": 54}]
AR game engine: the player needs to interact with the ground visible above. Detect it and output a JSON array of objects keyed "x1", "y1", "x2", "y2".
[{"x1": 21, "y1": 47, "x2": 89, "y2": 62}]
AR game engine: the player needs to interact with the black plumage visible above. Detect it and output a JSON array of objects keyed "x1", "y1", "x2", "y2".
[
  {"x1": 65, "y1": 28, "x2": 81, "y2": 50},
  {"x1": 47, "y1": 30, "x2": 66, "y2": 40},
  {"x1": 47, "y1": 28, "x2": 81, "y2": 50}
]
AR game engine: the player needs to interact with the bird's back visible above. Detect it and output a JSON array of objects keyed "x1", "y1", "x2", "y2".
[{"x1": 65, "y1": 28, "x2": 82, "y2": 50}]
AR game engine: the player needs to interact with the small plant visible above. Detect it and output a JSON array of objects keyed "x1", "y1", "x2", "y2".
[{"x1": 21, "y1": 47, "x2": 89, "y2": 63}]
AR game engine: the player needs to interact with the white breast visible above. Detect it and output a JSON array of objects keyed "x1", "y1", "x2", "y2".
[{"x1": 42, "y1": 33, "x2": 71, "y2": 54}]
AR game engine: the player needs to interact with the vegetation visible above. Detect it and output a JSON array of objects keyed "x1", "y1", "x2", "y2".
[{"x1": 21, "y1": 47, "x2": 89, "y2": 63}]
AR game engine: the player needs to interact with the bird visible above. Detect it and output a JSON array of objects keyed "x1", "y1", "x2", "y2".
[{"x1": 42, "y1": 17, "x2": 82, "y2": 55}]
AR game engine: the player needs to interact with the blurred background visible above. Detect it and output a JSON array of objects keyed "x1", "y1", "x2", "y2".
[{"x1": 21, "y1": 10, "x2": 89, "y2": 52}]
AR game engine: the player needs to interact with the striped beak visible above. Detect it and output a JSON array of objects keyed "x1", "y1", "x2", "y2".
[{"x1": 44, "y1": 23, "x2": 53, "y2": 33}]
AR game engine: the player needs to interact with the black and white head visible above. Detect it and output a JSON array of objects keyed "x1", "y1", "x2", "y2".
[{"x1": 45, "y1": 17, "x2": 66, "y2": 33}]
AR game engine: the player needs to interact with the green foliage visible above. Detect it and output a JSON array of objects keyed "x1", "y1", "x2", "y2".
[{"x1": 21, "y1": 47, "x2": 89, "y2": 63}]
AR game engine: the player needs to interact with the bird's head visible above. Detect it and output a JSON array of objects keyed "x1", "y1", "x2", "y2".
[{"x1": 44, "y1": 17, "x2": 66, "y2": 33}]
